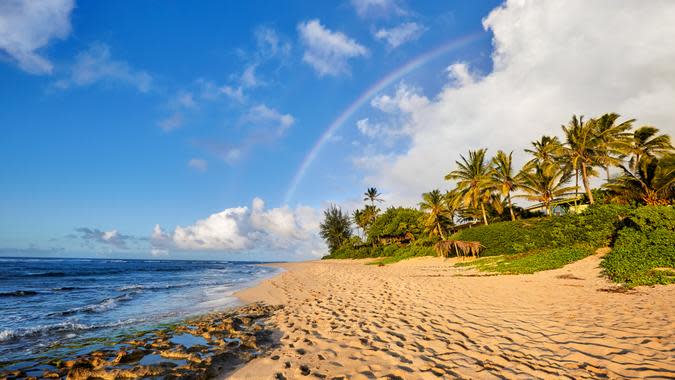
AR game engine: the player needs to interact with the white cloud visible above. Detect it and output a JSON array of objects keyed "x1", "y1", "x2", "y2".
[
  {"x1": 54, "y1": 43, "x2": 152, "y2": 92},
  {"x1": 351, "y1": 0, "x2": 405, "y2": 18},
  {"x1": 158, "y1": 113, "x2": 182, "y2": 132},
  {"x1": 188, "y1": 158, "x2": 207, "y2": 172},
  {"x1": 374, "y1": 22, "x2": 425, "y2": 48},
  {"x1": 255, "y1": 26, "x2": 291, "y2": 59},
  {"x1": 298, "y1": 19, "x2": 368, "y2": 76},
  {"x1": 0, "y1": 0, "x2": 74, "y2": 74},
  {"x1": 243, "y1": 104, "x2": 295, "y2": 134},
  {"x1": 151, "y1": 198, "x2": 326, "y2": 257},
  {"x1": 73, "y1": 227, "x2": 136, "y2": 250},
  {"x1": 357, "y1": 0, "x2": 675, "y2": 206}
]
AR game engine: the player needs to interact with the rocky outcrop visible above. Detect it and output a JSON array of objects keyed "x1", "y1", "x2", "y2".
[{"x1": 0, "y1": 303, "x2": 282, "y2": 380}]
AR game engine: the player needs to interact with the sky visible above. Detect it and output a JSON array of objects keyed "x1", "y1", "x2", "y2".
[{"x1": 1, "y1": 0, "x2": 674, "y2": 261}]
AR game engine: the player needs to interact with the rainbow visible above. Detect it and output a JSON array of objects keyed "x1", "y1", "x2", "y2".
[{"x1": 283, "y1": 32, "x2": 485, "y2": 204}]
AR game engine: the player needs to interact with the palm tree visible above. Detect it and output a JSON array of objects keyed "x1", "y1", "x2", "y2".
[
  {"x1": 593, "y1": 113, "x2": 634, "y2": 181},
  {"x1": 627, "y1": 126, "x2": 673, "y2": 172},
  {"x1": 363, "y1": 187, "x2": 383, "y2": 206},
  {"x1": 517, "y1": 162, "x2": 576, "y2": 216},
  {"x1": 419, "y1": 190, "x2": 452, "y2": 240},
  {"x1": 491, "y1": 150, "x2": 520, "y2": 221},
  {"x1": 605, "y1": 154, "x2": 674, "y2": 205},
  {"x1": 352, "y1": 209, "x2": 365, "y2": 237},
  {"x1": 445, "y1": 149, "x2": 495, "y2": 225},
  {"x1": 524, "y1": 135, "x2": 563, "y2": 174},
  {"x1": 361, "y1": 205, "x2": 379, "y2": 233},
  {"x1": 561, "y1": 115, "x2": 600, "y2": 204},
  {"x1": 319, "y1": 205, "x2": 352, "y2": 253}
]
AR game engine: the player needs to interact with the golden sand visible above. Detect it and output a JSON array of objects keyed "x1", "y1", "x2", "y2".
[{"x1": 230, "y1": 255, "x2": 674, "y2": 379}]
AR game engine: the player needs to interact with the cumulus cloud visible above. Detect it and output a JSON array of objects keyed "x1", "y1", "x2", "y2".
[
  {"x1": 374, "y1": 22, "x2": 425, "y2": 48},
  {"x1": 351, "y1": 0, "x2": 405, "y2": 18},
  {"x1": 54, "y1": 43, "x2": 152, "y2": 92},
  {"x1": 188, "y1": 158, "x2": 207, "y2": 172},
  {"x1": 73, "y1": 227, "x2": 136, "y2": 249},
  {"x1": 357, "y1": 0, "x2": 675, "y2": 205},
  {"x1": 151, "y1": 198, "x2": 326, "y2": 257},
  {"x1": 298, "y1": 19, "x2": 368, "y2": 76},
  {"x1": 0, "y1": 0, "x2": 74, "y2": 74}
]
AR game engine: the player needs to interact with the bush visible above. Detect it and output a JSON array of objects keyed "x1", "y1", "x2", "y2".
[
  {"x1": 602, "y1": 206, "x2": 675, "y2": 287},
  {"x1": 450, "y1": 204, "x2": 633, "y2": 256},
  {"x1": 367, "y1": 207, "x2": 424, "y2": 242},
  {"x1": 455, "y1": 246, "x2": 593, "y2": 274}
]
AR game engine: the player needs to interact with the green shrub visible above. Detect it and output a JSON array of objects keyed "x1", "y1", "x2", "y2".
[
  {"x1": 367, "y1": 207, "x2": 424, "y2": 242},
  {"x1": 455, "y1": 246, "x2": 593, "y2": 274},
  {"x1": 602, "y1": 206, "x2": 675, "y2": 287},
  {"x1": 450, "y1": 204, "x2": 633, "y2": 256}
]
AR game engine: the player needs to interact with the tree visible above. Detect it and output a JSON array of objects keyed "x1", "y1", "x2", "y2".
[
  {"x1": 363, "y1": 187, "x2": 383, "y2": 206},
  {"x1": 605, "y1": 154, "x2": 675, "y2": 205},
  {"x1": 627, "y1": 126, "x2": 673, "y2": 172},
  {"x1": 593, "y1": 113, "x2": 634, "y2": 181},
  {"x1": 517, "y1": 162, "x2": 576, "y2": 216},
  {"x1": 352, "y1": 209, "x2": 365, "y2": 237},
  {"x1": 319, "y1": 205, "x2": 352, "y2": 253},
  {"x1": 445, "y1": 149, "x2": 496, "y2": 225},
  {"x1": 491, "y1": 150, "x2": 520, "y2": 221},
  {"x1": 419, "y1": 189, "x2": 453, "y2": 240},
  {"x1": 561, "y1": 115, "x2": 600, "y2": 204},
  {"x1": 524, "y1": 135, "x2": 563, "y2": 174}
]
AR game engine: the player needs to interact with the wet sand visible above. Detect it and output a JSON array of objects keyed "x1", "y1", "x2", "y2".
[{"x1": 230, "y1": 255, "x2": 675, "y2": 379}]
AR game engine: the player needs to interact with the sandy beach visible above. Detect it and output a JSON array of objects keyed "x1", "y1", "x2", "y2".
[{"x1": 231, "y1": 256, "x2": 675, "y2": 379}]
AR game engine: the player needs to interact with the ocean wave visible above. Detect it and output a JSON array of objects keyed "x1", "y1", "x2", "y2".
[
  {"x1": 118, "y1": 282, "x2": 193, "y2": 291},
  {"x1": 0, "y1": 290, "x2": 39, "y2": 297},
  {"x1": 0, "y1": 319, "x2": 142, "y2": 343},
  {"x1": 49, "y1": 293, "x2": 133, "y2": 316}
]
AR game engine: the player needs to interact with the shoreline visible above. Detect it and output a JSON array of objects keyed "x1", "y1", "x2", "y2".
[
  {"x1": 229, "y1": 256, "x2": 674, "y2": 379},
  {"x1": 0, "y1": 266, "x2": 286, "y2": 380}
]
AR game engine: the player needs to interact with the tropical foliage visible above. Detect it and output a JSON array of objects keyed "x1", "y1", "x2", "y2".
[
  {"x1": 319, "y1": 112, "x2": 674, "y2": 286},
  {"x1": 319, "y1": 205, "x2": 352, "y2": 253}
]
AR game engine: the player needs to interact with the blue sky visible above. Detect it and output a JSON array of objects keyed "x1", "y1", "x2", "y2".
[{"x1": 2, "y1": 1, "x2": 673, "y2": 260}]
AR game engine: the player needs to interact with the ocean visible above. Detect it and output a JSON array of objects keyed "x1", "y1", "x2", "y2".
[{"x1": 0, "y1": 257, "x2": 280, "y2": 367}]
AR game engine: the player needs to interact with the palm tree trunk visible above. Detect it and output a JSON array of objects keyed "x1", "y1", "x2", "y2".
[
  {"x1": 605, "y1": 166, "x2": 611, "y2": 182},
  {"x1": 437, "y1": 222, "x2": 445, "y2": 240},
  {"x1": 507, "y1": 193, "x2": 515, "y2": 221},
  {"x1": 480, "y1": 203, "x2": 488, "y2": 225},
  {"x1": 580, "y1": 162, "x2": 595, "y2": 205},
  {"x1": 574, "y1": 168, "x2": 579, "y2": 207},
  {"x1": 547, "y1": 203, "x2": 552, "y2": 217}
]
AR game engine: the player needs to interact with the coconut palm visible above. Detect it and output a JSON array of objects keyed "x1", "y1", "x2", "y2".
[
  {"x1": 361, "y1": 205, "x2": 379, "y2": 232},
  {"x1": 593, "y1": 113, "x2": 634, "y2": 181},
  {"x1": 627, "y1": 126, "x2": 674, "y2": 172},
  {"x1": 352, "y1": 209, "x2": 365, "y2": 237},
  {"x1": 419, "y1": 189, "x2": 453, "y2": 240},
  {"x1": 517, "y1": 162, "x2": 576, "y2": 216},
  {"x1": 319, "y1": 205, "x2": 352, "y2": 253},
  {"x1": 605, "y1": 154, "x2": 675, "y2": 205},
  {"x1": 445, "y1": 149, "x2": 496, "y2": 225},
  {"x1": 491, "y1": 150, "x2": 521, "y2": 221},
  {"x1": 561, "y1": 115, "x2": 600, "y2": 204},
  {"x1": 363, "y1": 187, "x2": 383, "y2": 206},
  {"x1": 524, "y1": 135, "x2": 563, "y2": 174}
]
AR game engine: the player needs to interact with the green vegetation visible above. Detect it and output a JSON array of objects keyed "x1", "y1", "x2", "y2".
[
  {"x1": 455, "y1": 247, "x2": 593, "y2": 274},
  {"x1": 450, "y1": 204, "x2": 632, "y2": 256},
  {"x1": 319, "y1": 112, "x2": 674, "y2": 287},
  {"x1": 602, "y1": 206, "x2": 675, "y2": 287}
]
